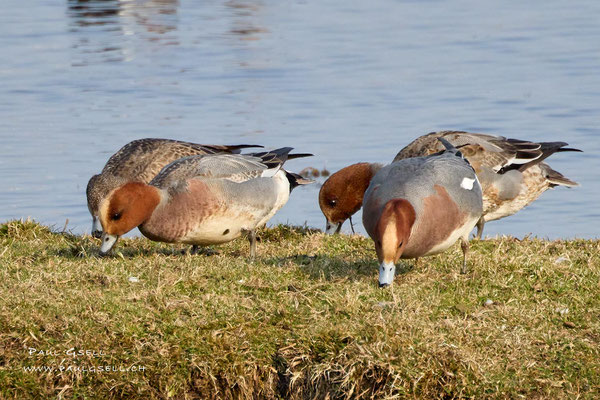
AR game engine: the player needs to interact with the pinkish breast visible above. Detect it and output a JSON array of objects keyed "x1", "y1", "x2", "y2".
[{"x1": 140, "y1": 180, "x2": 224, "y2": 243}]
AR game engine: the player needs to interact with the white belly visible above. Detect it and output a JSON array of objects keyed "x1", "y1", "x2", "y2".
[{"x1": 179, "y1": 211, "x2": 261, "y2": 245}]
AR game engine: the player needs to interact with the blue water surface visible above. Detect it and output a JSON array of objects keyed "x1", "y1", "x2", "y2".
[{"x1": 0, "y1": 0, "x2": 598, "y2": 239}]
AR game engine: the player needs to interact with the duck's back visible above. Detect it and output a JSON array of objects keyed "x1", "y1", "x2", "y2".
[
  {"x1": 369, "y1": 154, "x2": 480, "y2": 212},
  {"x1": 102, "y1": 139, "x2": 248, "y2": 182}
]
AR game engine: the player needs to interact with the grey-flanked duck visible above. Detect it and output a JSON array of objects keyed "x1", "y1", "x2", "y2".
[
  {"x1": 363, "y1": 138, "x2": 483, "y2": 287},
  {"x1": 87, "y1": 138, "x2": 262, "y2": 238},
  {"x1": 97, "y1": 148, "x2": 312, "y2": 257}
]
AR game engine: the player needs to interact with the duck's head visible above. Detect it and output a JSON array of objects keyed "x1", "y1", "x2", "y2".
[
  {"x1": 370, "y1": 199, "x2": 415, "y2": 288},
  {"x1": 318, "y1": 163, "x2": 380, "y2": 234},
  {"x1": 87, "y1": 173, "x2": 130, "y2": 239},
  {"x1": 98, "y1": 182, "x2": 160, "y2": 255}
]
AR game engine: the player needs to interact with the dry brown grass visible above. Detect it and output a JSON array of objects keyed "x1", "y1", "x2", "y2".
[{"x1": 0, "y1": 219, "x2": 599, "y2": 399}]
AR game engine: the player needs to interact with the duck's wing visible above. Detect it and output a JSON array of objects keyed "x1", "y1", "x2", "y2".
[
  {"x1": 150, "y1": 154, "x2": 267, "y2": 187},
  {"x1": 245, "y1": 147, "x2": 313, "y2": 168},
  {"x1": 505, "y1": 142, "x2": 582, "y2": 173},
  {"x1": 150, "y1": 148, "x2": 309, "y2": 191},
  {"x1": 394, "y1": 131, "x2": 545, "y2": 173}
]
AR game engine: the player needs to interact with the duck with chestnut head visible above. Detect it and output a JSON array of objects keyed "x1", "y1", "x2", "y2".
[
  {"x1": 363, "y1": 138, "x2": 483, "y2": 287},
  {"x1": 87, "y1": 138, "x2": 262, "y2": 239},
  {"x1": 98, "y1": 147, "x2": 312, "y2": 257}
]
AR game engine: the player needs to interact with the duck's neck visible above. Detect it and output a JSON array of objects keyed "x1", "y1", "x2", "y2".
[{"x1": 352, "y1": 163, "x2": 383, "y2": 207}]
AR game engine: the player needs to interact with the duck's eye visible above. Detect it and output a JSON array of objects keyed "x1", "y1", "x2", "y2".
[
  {"x1": 328, "y1": 199, "x2": 337, "y2": 207},
  {"x1": 111, "y1": 212, "x2": 122, "y2": 221}
]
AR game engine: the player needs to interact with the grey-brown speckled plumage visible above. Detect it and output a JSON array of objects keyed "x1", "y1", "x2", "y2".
[
  {"x1": 392, "y1": 131, "x2": 580, "y2": 237},
  {"x1": 87, "y1": 138, "x2": 261, "y2": 234}
]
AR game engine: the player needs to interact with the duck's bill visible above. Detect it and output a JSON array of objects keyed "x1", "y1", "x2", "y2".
[
  {"x1": 378, "y1": 261, "x2": 396, "y2": 288},
  {"x1": 91, "y1": 217, "x2": 103, "y2": 239},
  {"x1": 99, "y1": 233, "x2": 119, "y2": 256},
  {"x1": 325, "y1": 220, "x2": 342, "y2": 234}
]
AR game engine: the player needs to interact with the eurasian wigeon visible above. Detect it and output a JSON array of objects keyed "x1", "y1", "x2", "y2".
[
  {"x1": 97, "y1": 147, "x2": 312, "y2": 257},
  {"x1": 362, "y1": 138, "x2": 483, "y2": 287},
  {"x1": 319, "y1": 162, "x2": 383, "y2": 234},
  {"x1": 319, "y1": 131, "x2": 580, "y2": 238},
  {"x1": 87, "y1": 138, "x2": 262, "y2": 238}
]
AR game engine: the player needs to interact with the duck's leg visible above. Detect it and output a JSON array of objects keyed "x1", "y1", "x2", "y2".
[
  {"x1": 248, "y1": 230, "x2": 257, "y2": 259},
  {"x1": 189, "y1": 245, "x2": 219, "y2": 256},
  {"x1": 475, "y1": 217, "x2": 485, "y2": 240},
  {"x1": 460, "y1": 237, "x2": 469, "y2": 274}
]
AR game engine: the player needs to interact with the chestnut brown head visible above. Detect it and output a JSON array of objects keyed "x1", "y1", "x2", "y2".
[
  {"x1": 318, "y1": 163, "x2": 381, "y2": 234},
  {"x1": 98, "y1": 182, "x2": 160, "y2": 255}
]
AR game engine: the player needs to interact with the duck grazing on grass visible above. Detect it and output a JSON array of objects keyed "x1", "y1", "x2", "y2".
[
  {"x1": 87, "y1": 138, "x2": 262, "y2": 238},
  {"x1": 98, "y1": 148, "x2": 313, "y2": 257},
  {"x1": 362, "y1": 138, "x2": 483, "y2": 287},
  {"x1": 319, "y1": 162, "x2": 384, "y2": 234},
  {"x1": 319, "y1": 131, "x2": 580, "y2": 238}
]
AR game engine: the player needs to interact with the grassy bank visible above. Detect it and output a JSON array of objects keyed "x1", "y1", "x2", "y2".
[{"x1": 0, "y1": 219, "x2": 599, "y2": 399}]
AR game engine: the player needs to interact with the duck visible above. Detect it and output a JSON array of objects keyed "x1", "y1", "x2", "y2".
[
  {"x1": 97, "y1": 147, "x2": 313, "y2": 257},
  {"x1": 87, "y1": 138, "x2": 262, "y2": 238},
  {"x1": 363, "y1": 138, "x2": 483, "y2": 287},
  {"x1": 319, "y1": 131, "x2": 580, "y2": 238}
]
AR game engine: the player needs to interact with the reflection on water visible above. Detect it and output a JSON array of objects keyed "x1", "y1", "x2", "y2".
[
  {"x1": 68, "y1": 0, "x2": 179, "y2": 65},
  {"x1": 226, "y1": 1, "x2": 268, "y2": 39},
  {"x1": 68, "y1": 0, "x2": 120, "y2": 26}
]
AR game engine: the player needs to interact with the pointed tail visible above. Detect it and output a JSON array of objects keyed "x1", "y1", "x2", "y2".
[
  {"x1": 224, "y1": 144, "x2": 264, "y2": 154},
  {"x1": 518, "y1": 142, "x2": 582, "y2": 172},
  {"x1": 540, "y1": 163, "x2": 579, "y2": 187},
  {"x1": 285, "y1": 171, "x2": 315, "y2": 192}
]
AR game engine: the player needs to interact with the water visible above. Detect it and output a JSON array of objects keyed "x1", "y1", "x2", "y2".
[{"x1": 1, "y1": 0, "x2": 598, "y2": 239}]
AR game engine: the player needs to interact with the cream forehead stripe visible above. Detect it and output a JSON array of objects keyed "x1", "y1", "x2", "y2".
[
  {"x1": 98, "y1": 187, "x2": 119, "y2": 227},
  {"x1": 460, "y1": 177, "x2": 476, "y2": 190}
]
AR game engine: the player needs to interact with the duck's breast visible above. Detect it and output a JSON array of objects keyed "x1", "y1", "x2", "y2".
[{"x1": 404, "y1": 159, "x2": 482, "y2": 257}]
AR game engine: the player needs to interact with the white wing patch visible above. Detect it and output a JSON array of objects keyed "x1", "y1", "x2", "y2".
[
  {"x1": 260, "y1": 165, "x2": 281, "y2": 178},
  {"x1": 460, "y1": 177, "x2": 475, "y2": 190}
]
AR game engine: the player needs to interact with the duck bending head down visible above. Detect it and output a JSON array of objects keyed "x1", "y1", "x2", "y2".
[
  {"x1": 363, "y1": 138, "x2": 483, "y2": 287},
  {"x1": 98, "y1": 148, "x2": 312, "y2": 256},
  {"x1": 87, "y1": 138, "x2": 263, "y2": 239}
]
